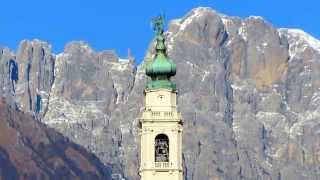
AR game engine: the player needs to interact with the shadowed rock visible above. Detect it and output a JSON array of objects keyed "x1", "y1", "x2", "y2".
[{"x1": 0, "y1": 98, "x2": 111, "y2": 180}]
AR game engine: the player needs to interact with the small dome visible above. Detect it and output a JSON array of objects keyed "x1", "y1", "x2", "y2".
[{"x1": 146, "y1": 54, "x2": 176, "y2": 77}]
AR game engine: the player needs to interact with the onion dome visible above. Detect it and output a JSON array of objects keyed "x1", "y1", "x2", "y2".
[{"x1": 145, "y1": 16, "x2": 176, "y2": 91}]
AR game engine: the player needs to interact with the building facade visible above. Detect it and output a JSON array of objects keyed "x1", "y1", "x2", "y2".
[{"x1": 139, "y1": 16, "x2": 183, "y2": 180}]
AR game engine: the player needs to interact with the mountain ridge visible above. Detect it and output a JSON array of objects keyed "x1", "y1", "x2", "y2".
[{"x1": 1, "y1": 7, "x2": 320, "y2": 180}]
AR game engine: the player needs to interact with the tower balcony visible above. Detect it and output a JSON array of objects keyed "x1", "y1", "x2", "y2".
[
  {"x1": 140, "y1": 111, "x2": 182, "y2": 122},
  {"x1": 139, "y1": 162, "x2": 183, "y2": 172}
]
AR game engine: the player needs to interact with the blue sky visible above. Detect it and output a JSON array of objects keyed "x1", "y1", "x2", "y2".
[{"x1": 0, "y1": 0, "x2": 319, "y2": 63}]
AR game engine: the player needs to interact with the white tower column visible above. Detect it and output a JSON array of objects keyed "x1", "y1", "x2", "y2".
[
  {"x1": 139, "y1": 89, "x2": 183, "y2": 180},
  {"x1": 139, "y1": 15, "x2": 183, "y2": 180}
]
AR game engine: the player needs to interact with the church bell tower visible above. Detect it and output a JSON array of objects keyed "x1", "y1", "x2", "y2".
[{"x1": 139, "y1": 16, "x2": 183, "y2": 180}]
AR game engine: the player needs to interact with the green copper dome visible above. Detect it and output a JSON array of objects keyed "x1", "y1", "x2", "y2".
[{"x1": 145, "y1": 15, "x2": 176, "y2": 91}]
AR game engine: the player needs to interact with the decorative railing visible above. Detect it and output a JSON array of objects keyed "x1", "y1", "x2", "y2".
[
  {"x1": 151, "y1": 111, "x2": 161, "y2": 116},
  {"x1": 164, "y1": 112, "x2": 173, "y2": 116},
  {"x1": 154, "y1": 162, "x2": 172, "y2": 169},
  {"x1": 141, "y1": 111, "x2": 181, "y2": 120}
]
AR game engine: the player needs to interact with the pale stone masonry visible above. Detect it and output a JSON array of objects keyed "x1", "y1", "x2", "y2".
[{"x1": 139, "y1": 88, "x2": 183, "y2": 180}]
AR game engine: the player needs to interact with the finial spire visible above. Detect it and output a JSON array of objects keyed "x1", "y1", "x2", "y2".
[{"x1": 145, "y1": 15, "x2": 176, "y2": 91}]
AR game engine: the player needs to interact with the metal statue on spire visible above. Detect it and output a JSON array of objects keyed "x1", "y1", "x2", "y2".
[{"x1": 151, "y1": 15, "x2": 165, "y2": 36}]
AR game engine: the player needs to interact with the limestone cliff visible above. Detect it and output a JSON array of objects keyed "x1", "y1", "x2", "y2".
[{"x1": 1, "y1": 7, "x2": 320, "y2": 180}]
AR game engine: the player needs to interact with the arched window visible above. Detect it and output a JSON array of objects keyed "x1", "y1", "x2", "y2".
[{"x1": 155, "y1": 134, "x2": 169, "y2": 162}]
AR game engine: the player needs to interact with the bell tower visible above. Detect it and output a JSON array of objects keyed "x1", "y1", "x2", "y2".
[{"x1": 139, "y1": 15, "x2": 183, "y2": 180}]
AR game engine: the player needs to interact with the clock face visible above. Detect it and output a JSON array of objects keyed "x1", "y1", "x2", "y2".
[{"x1": 158, "y1": 94, "x2": 164, "y2": 100}]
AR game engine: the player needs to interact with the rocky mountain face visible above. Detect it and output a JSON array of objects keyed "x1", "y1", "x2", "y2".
[
  {"x1": 1, "y1": 7, "x2": 320, "y2": 180},
  {"x1": 0, "y1": 40, "x2": 55, "y2": 120},
  {"x1": 0, "y1": 98, "x2": 111, "y2": 179}
]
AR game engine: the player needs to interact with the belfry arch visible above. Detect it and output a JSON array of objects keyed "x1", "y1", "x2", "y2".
[{"x1": 155, "y1": 134, "x2": 169, "y2": 162}]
